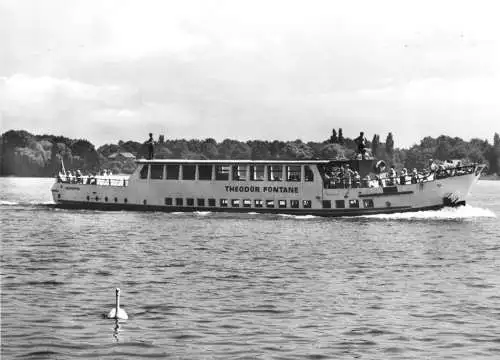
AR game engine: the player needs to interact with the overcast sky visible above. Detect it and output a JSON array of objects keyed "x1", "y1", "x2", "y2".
[{"x1": 1, "y1": 0, "x2": 499, "y2": 148}]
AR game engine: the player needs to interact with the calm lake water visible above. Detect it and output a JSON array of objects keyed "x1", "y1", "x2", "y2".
[{"x1": 1, "y1": 177, "x2": 499, "y2": 360}]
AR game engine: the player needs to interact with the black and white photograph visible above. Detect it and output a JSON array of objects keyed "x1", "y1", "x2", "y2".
[{"x1": 1, "y1": 0, "x2": 499, "y2": 358}]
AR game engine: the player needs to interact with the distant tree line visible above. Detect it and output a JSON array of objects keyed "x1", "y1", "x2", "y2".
[{"x1": 1, "y1": 129, "x2": 499, "y2": 177}]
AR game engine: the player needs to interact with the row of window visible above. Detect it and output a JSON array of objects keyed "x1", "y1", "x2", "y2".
[
  {"x1": 164, "y1": 197, "x2": 312, "y2": 208},
  {"x1": 162, "y1": 197, "x2": 375, "y2": 209},
  {"x1": 323, "y1": 199, "x2": 374, "y2": 209},
  {"x1": 86, "y1": 195, "x2": 128, "y2": 203},
  {"x1": 140, "y1": 164, "x2": 315, "y2": 182},
  {"x1": 84, "y1": 194, "x2": 375, "y2": 209}
]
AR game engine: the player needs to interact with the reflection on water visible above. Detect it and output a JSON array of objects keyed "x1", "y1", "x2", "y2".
[
  {"x1": 113, "y1": 319, "x2": 121, "y2": 343},
  {"x1": 1, "y1": 178, "x2": 500, "y2": 359}
]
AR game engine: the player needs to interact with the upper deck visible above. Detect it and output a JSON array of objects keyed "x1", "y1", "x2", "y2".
[
  {"x1": 135, "y1": 159, "x2": 332, "y2": 165},
  {"x1": 134, "y1": 158, "x2": 379, "y2": 182}
]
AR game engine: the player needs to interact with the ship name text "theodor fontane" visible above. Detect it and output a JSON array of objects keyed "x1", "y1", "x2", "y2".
[{"x1": 224, "y1": 185, "x2": 300, "y2": 194}]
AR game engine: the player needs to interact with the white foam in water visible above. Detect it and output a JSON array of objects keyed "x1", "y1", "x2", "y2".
[
  {"x1": 0, "y1": 200, "x2": 19, "y2": 205},
  {"x1": 293, "y1": 215, "x2": 319, "y2": 220},
  {"x1": 1, "y1": 200, "x2": 55, "y2": 206},
  {"x1": 194, "y1": 211, "x2": 211, "y2": 216},
  {"x1": 362, "y1": 205, "x2": 496, "y2": 220},
  {"x1": 278, "y1": 214, "x2": 318, "y2": 220},
  {"x1": 30, "y1": 200, "x2": 55, "y2": 205}
]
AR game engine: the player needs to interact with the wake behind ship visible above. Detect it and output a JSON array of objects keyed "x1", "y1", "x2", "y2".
[{"x1": 51, "y1": 157, "x2": 485, "y2": 216}]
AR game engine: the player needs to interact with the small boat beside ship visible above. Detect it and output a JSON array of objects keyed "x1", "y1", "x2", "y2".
[{"x1": 51, "y1": 157, "x2": 485, "y2": 216}]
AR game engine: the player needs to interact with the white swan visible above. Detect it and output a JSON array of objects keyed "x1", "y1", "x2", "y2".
[{"x1": 107, "y1": 288, "x2": 128, "y2": 320}]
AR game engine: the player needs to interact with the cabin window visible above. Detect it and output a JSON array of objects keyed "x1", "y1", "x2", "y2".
[
  {"x1": 182, "y1": 165, "x2": 196, "y2": 180},
  {"x1": 286, "y1": 166, "x2": 301, "y2": 182},
  {"x1": 278, "y1": 200, "x2": 287, "y2": 208},
  {"x1": 215, "y1": 165, "x2": 230, "y2": 180},
  {"x1": 139, "y1": 165, "x2": 149, "y2": 179},
  {"x1": 187, "y1": 198, "x2": 194, "y2": 206},
  {"x1": 231, "y1": 199, "x2": 240, "y2": 207},
  {"x1": 165, "y1": 197, "x2": 173, "y2": 206},
  {"x1": 363, "y1": 199, "x2": 374, "y2": 208},
  {"x1": 124, "y1": 198, "x2": 128, "y2": 203},
  {"x1": 303, "y1": 200, "x2": 312, "y2": 208},
  {"x1": 166, "y1": 165, "x2": 180, "y2": 180},
  {"x1": 176, "y1": 198, "x2": 183, "y2": 206},
  {"x1": 349, "y1": 199, "x2": 360, "y2": 208},
  {"x1": 335, "y1": 200, "x2": 345, "y2": 208},
  {"x1": 198, "y1": 165, "x2": 212, "y2": 180},
  {"x1": 114, "y1": 197, "x2": 118, "y2": 203},
  {"x1": 232, "y1": 165, "x2": 247, "y2": 181},
  {"x1": 197, "y1": 198, "x2": 205, "y2": 206},
  {"x1": 243, "y1": 199, "x2": 251, "y2": 208},
  {"x1": 291, "y1": 200, "x2": 299, "y2": 208},
  {"x1": 208, "y1": 198, "x2": 216, "y2": 207},
  {"x1": 305, "y1": 166, "x2": 314, "y2": 182},
  {"x1": 267, "y1": 165, "x2": 283, "y2": 181},
  {"x1": 105, "y1": 196, "x2": 108, "y2": 202},
  {"x1": 322, "y1": 200, "x2": 331, "y2": 208},
  {"x1": 266, "y1": 200, "x2": 275, "y2": 208},
  {"x1": 150, "y1": 165, "x2": 164, "y2": 180},
  {"x1": 250, "y1": 165, "x2": 265, "y2": 181},
  {"x1": 220, "y1": 199, "x2": 228, "y2": 207},
  {"x1": 254, "y1": 199, "x2": 263, "y2": 208}
]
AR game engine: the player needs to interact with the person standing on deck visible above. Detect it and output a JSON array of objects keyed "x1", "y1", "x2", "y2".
[
  {"x1": 354, "y1": 132, "x2": 368, "y2": 160},
  {"x1": 388, "y1": 166, "x2": 397, "y2": 185},
  {"x1": 145, "y1": 133, "x2": 155, "y2": 160},
  {"x1": 343, "y1": 164, "x2": 354, "y2": 188}
]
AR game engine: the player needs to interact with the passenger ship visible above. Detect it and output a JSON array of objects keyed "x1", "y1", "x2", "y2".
[{"x1": 51, "y1": 158, "x2": 485, "y2": 216}]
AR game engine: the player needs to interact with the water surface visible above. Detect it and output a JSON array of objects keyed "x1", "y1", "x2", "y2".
[{"x1": 1, "y1": 177, "x2": 499, "y2": 359}]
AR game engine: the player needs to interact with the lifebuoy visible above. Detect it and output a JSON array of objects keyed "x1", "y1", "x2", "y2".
[{"x1": 375, "y1": 160, "x2": 386, "y2": 173}]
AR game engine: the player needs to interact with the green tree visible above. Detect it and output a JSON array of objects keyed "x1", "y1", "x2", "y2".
[
  {"x1": 371, "y1": 134, "x2": 380, "y2": 157},
  {"x1": 338, "y1": 128, "x2": 344, "y2": 145},
  {"x1": 201, "y1": 138, "x2": 218, "y2": 159},
  {"x1": 248, "y1": 140, "x2": 271, "y2": 160},
  {"x1": 492, "y1": 132, "x2": 500, "y2": 174},
  {"x1": 282, "y1": 140, "x2": 314, "y2": 159},
  {"x1": 329, "y1": 128, "x2": 338, "y2": 144},
  {"x1": 319, "y1": 143, "x2": 344, "y2": 159},
  {"x1": 434, "y1": 136, "x2": 451, "y2": 160},
  {"x1": 385, "y1": 132, "x2": 394, "y2": 159}
]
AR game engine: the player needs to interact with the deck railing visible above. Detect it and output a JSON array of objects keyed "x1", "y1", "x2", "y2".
[
  {"x1": 57, "y1": 175, "x2": 129, "y2": 187},
  {"x1": 323, "y1": 164, "x2": 478, "y2": 189}
]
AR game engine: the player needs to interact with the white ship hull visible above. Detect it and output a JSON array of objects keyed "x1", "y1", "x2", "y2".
[{"x1": 51, "y1": 160, "x2": 483, "y2": 217}]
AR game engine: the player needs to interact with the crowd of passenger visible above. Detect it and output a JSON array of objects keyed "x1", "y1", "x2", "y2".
[
  {"x1": 57, "y1": 169, "x2": 127, "y2": 186},
  {"x1": 322, "y1": 159, "x2": 476, "y2": 189}
]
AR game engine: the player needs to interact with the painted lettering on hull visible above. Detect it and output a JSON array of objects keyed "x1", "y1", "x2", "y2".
[{"x1": 224, "y1": 185, "x2": 299, "y2": 194}]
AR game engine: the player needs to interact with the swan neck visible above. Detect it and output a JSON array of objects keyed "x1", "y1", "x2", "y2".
[{"x1": 116, "y1": 291, "x2": 120, "y2": 309}]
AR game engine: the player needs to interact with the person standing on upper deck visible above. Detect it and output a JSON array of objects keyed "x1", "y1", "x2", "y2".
[
  {"x1": 145, "y1": 133, "x2": 155, "y2": 160},
  {"x1": 354, "y1": 132, "x2": 368, "y2": 160}
]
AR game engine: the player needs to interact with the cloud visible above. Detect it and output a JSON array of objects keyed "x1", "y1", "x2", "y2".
[
  {"x1": 0, "y1": 74, "x2": 140, "y2": 117},
  {"x1": 0, "y1": 74, "x2": 198, "y2": 143},
  {"x1": 1, "y1": 0, "x2": 499, "y2": 147}
]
